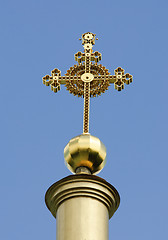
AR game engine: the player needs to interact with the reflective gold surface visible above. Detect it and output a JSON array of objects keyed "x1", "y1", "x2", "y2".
[
  {"x1": 45, "y1": 174, "x2": 120, "y2": 240},
  {"x1": 64, "y1": 134, "x2": 106, "y2": 174}
]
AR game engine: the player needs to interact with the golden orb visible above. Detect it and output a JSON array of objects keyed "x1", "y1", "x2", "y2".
[{"x1": 64, "y1": 134, "x2": 106, "y2": 174}]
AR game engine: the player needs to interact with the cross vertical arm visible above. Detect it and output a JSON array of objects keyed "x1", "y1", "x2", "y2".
[
  {"x1": 83, "y1": 82, "x2": 90, "y2": 133},
  {"x1": 82, "y1": 37, "x2": 92, "y2": 134}
]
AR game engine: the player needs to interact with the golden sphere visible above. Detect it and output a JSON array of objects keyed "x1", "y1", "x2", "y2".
[{"x1": 64, "y1": 134, "x2": 106, "y2": 174}]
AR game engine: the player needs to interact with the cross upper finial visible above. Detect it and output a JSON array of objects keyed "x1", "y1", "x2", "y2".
[{"x1": 43, "y1": 32, "x2": 133, "y2": 134}]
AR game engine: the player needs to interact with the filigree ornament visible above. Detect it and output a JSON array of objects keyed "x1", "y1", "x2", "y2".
[{"x1": 43, "y1": 32, "x2": 133, "y2": 133}]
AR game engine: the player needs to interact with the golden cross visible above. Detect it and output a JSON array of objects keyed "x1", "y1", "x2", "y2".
[{"x1": 43, "y1": 32, "x2": 133, "y2": 134}]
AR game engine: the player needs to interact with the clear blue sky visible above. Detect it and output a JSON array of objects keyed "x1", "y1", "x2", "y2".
[{"x1": 1, "y1": 0, "x2": 168, "y2": 239}]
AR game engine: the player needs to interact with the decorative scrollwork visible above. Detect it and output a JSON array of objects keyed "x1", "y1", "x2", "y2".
[{"x1": 65, "y1": 63, "x2": 110, "y2": 97}]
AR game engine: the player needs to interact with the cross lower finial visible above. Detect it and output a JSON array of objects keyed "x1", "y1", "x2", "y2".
[{"x1": 43, "y1": 32, "x2": 133, "y2": 134}]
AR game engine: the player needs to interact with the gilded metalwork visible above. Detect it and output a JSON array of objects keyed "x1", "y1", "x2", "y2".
[
  {"x1": 43, "y1": 32, "x2": 133, "y2": 134},
  {"x1": 64, "y1": 134, "x2": 106, "y2": 174}
]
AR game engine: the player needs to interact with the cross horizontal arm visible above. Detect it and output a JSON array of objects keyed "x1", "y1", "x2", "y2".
[
  {"x1": 58, "y1": 76, "x2": 81, "y2": 84},
  {"x1": 43, "y1": 75, "x2": 81, "y2": 86},
  {"x1": 43, "y1": 67, "x2": 132, "y2": 95},
  {"x1": 93, "y1": 75, "x2": 116, "y2": 83}
]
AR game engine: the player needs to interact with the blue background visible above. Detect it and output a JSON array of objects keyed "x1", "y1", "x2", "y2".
[{"x1": 1, "y1": 0, "x2": 168, "y2": 239}]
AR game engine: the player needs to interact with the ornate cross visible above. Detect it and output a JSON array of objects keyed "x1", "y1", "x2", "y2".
[{"x1": 43, "y1": 32, "x2": 133, "y2": 134}]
